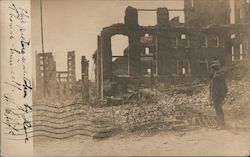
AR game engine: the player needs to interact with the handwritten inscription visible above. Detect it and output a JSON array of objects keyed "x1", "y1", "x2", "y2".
[{"x1": 2, "y1": 3, "x2": 32, "y2": 143}]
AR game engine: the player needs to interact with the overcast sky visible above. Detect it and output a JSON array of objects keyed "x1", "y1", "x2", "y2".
[{"x1": 31, "y1": 0, "x2": 235, "y2": 80}]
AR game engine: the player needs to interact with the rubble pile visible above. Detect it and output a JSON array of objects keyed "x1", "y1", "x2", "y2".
[
  {"x1": 111, "y1": 79, "x2": 249, "y2": 131},
  {"x1": 222, "y1": 61, "x2": 250, "y2": 126},
  {"x1": 111, "y1": 83, "x2": 214, "y2": 131},
  {"x1": 224, "y1": 80, "x2": 250, "y2": 124}
]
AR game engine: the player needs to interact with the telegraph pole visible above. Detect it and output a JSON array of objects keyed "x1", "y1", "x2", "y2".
[{"x1": 40, "y1": 0, "x2": 46, "y2": 97}]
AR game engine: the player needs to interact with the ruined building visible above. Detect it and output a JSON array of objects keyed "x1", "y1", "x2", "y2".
[
  {"x1": 36, "y1": 51, "x2": 77, "y2": 99},
  {"x1": 231, "y1": 0, "x2": 250, "y2": 61},
  {"x1": 95, "y1": 0, "x2": 249, "y2": 98},
  {"x1": 67, "y1": 50, "x2": 77, "y2": 95},
  {"x1": 56, "y1": 71, "x2": 69, "y2": 97},
  {"x1": 81, "y1": 56, "x2": 89, "y2": 103},
  {"x1": 36, "y1": 52, "x2": 57, "y2": 98}
]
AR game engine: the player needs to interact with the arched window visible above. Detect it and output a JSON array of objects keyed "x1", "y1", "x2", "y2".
[{"x1": 111, "y1": 35, "x2": 129, "y2": 76}]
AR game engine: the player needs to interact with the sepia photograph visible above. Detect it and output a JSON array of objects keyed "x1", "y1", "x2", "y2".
[{"x1": 1, "y1": 0, "x2": 250, "y2": 156}]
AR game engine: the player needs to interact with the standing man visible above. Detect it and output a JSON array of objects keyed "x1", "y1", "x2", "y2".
[{"x1": 209, "y1": 62, "x2": 228, "y2": 128}]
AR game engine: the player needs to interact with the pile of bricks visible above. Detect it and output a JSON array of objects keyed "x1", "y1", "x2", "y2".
[{"x1": 108, "y1": 84, "x2": 213, "y2": 131}]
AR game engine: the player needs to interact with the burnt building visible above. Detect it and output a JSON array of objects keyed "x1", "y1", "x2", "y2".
[
  {"x1": 36, "y1": 51, "x2": 77, "y2": 100},
  {"x1": 231, "y1": 0, "x2": 249, "y2": 61},
  {"x1": 67, "y1": 50, "x2": 76, "y2": 95},
  {"x1": 36, "y1": 52, "x2": 57, "y2": 98},
  {"x1": 81, "y1": 56, "x2": 89, "y2": 103},
  {"x1": 56, "y1": 71, "x2": 69, "y2": 97},
  {"x1": 94, "y1": 1, "x2": 249, "y2": 98}
]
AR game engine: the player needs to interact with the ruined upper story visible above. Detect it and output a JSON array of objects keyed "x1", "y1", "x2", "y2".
[
  {"x1": 101, "y1": 6, "x2": 183, "y2": 35},
  {"x1": 184, "y1": 0, "x2": 231, "y2": 27},
  {"x1": 101, "y1": 0, "x2": 236, "y2": 33}
]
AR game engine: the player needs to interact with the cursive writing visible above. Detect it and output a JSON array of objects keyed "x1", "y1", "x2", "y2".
[{"x1": 2, "y1": 2, "x2": 32, "y2": 143}]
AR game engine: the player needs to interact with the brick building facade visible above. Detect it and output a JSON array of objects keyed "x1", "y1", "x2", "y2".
[{"x1": 95, "y1": 0, "x2": 249, "y2": 98}]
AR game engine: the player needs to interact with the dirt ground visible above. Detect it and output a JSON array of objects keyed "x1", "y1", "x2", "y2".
[{"x1": 34, "y1": 126, "x2": 250, "y2": 156}]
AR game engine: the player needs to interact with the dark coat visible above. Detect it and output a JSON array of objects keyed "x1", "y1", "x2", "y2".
[{"x1": 210, "y1": 73, "x2": 228, "y2": 104}]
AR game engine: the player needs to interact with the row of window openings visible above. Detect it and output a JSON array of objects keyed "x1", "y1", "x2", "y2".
[
  {"x1": 57, "y1": 78, "x2": 68, "y2": 82},
  {"x1": 146, "y1": 32, "x2": 245, "y2": 43},
  {"x1": 145, "y1": 33, "x2": 247, "y2": 48},
  {"x1": 57, "y1": 73, "x2": 72, "y2": 77},
  {"x1": 40, "y1": 72, "x2": 73, "y2": 77},
  {"x1": 144, "y1": 61, "x2": 191, "y2": 76},
  {"x1": 144, "y1": 33, "x2": 221, "y2": 48},
  {"x1": 39, "y1": 56, "x2": 52, "y2": 59},
  {"x1": 143, "y1": 42, "x2": 246, "y2": 56},
  {"x1": 40, "y1": 65, "x2": 74, "y2": 71},
  {"x1": 39, "y1": 62, "x2": 74, "y2": 67},
  {"x1": 144, "y1": 34, "x2": 188, "y2": 38},
  {"x1": 141, "y1": 33, "x2": 246, "y2": 55},
  {"x1": 39, "y1": 60, "x2": 53, "y2": 65},
  {"x1": 144, "y1": 33, "x2": 190, "y2": 47},
  {"x1": 145, "y1": 61, "x2": 191, "y2": 76},
  {"x1": 124, "y1": 61, "x2": 229, "y2": 76},
  {"x1": 232, "y1": 45, "x2": 244, "y2": 61},
  {"x1": 145, "y1": 59, "x2": 250, "y2": 74},
  {"x1": 39, "y1": 58, "x2": 74, "y2": 64},
  {"x1": 39, "y1": 66, "x2": 52, "y2": 70},
  {"x1": 177, "y1": 60, "x2": 220, "y2": 75},
  {"x1": 39, "y1": 78, "x2": 72, "y2": 82},
  {"x1": 40, "y1": 74, "x2": 73, "y2": 81},
  {"x1": 56, "y1": 78, "x2": 73, "y2": 82},
  {"x1": 143, "y1": 36, "x2": 216, "y2": 54}
]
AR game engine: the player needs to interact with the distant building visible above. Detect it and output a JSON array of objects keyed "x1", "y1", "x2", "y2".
[
  {"x1": 36, "y1": 52, "x2": 57, "y2": 98},
  {"x1": 67, "y1": 50, "x2": 76, "y2": 95},
  {"x1": 81, "y1": 56, "x2": 89, "y2": 103},
  {"x1": 56, "y1": 71, "x2": 69, "y2": 97},
  {"x1": 231, "y1": 0, "x2": 249, "y2": 61},
  {"x1": 36, "y1": 51, "x2": 77, "y2": 100}
]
